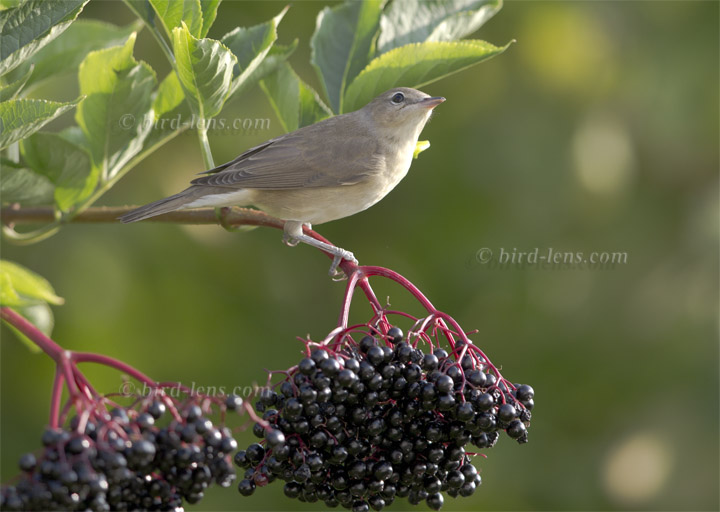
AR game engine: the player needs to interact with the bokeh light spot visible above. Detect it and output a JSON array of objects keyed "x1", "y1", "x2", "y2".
[
  {"x1": 572, "y1": 112, "x2": 635, "y2": 194},
  {"x1": 603, "y1": 433, "x2": 673, "y2": 506}
]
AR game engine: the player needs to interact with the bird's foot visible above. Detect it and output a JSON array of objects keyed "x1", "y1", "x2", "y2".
[
  {"x1": 285, "y1": 232, "x2": 357, "y2": 279},
  {"x1": 282, "y1": 232, "x2": 300, "y2": 247},
  {"x1": 214, "y1": 207, "x2": 240, "y2": 232},
  {"x1": 329, "y1": 249, "x2": 357, "y2": 281}
]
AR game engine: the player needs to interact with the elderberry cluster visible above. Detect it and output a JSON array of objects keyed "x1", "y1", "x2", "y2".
[
  {"x1": 1, "y1": 397, "x2": 239, "y2": 511},
  {"x1": 235, "y1": 328, "x2": 534, "y2": 511}
]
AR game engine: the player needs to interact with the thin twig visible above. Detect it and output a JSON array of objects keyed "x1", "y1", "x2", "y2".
[{"x1": 1, "y1": 205, "x2": 283, "y2": 227}]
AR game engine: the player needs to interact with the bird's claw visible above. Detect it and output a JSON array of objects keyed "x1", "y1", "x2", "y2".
[
  {"x1": 328, "y1": 250, "x2": 357, "y2": 280},
  {"x1": 282, "y1": 229, "x2": 357, "y2": 280},
  {"x1": 215, "y1": 207, "x2": 240, "y2": 232},
  {"x1": 283, "y1": 233, "x2": 300, "y2": 247}
]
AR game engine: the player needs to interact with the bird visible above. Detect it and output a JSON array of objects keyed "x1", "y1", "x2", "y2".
[{"x1": 120, "y1": 87, "x2": 445, "y2": 275}]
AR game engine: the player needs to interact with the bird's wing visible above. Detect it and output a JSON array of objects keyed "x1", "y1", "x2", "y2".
[{"x1": 191, "y1": 116, "x2": 383, "y2": 189}]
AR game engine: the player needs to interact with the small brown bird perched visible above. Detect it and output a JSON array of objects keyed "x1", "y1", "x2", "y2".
[{"x1": 120, "y1": 87, "x2": 445, "y2": 275}]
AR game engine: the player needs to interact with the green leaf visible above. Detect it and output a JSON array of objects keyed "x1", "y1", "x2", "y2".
[
  {"x1": 0, "y1": 97, "x2": 80, "y2": 150},
  {"x1": 0, "y1": 0, "x2": 23, "y2": 9},
  {"x1": 377, "y1": 0, "x2": 502, "y2": 54},
  {"x1": 260, "y1": 62, "x2": 332, "y2": 133},
  {"x1": 153, "y1": 72, "x2": 185, "y2": 119},
  {"x1": 0, "y1": 269, "x2": 19, "y2": 305},
  {"x1": 310, "y1": 0, "x2": 385, "y2": 114},
  {"x1": 343, "y1": 39, "x2": 511, "y2": 112},
  {"x1": 246, "y1": 40, "x2": 297, "y2": 85},
  {"x1": 123, "y1": 0, "x2": 161, "y2": 35},
  {"x1": 150, "y1": 0, "x2": 203, "y2": 38},
  {"x1": 20, "y1": 132, "x2": 94, "y2": 211},
  {"x1": 76, "y1": 33, "x2": 157, "y2": 180},
  {"x1": 172, "y1": 23, "x2": 236, "y2": 120},
  {"x1": 221, "y1": 6, "x2": 287, "y2": 98},
  {"x1": 3, "y1": 304, "x2": 52, "y2": 353},
  {"x1": 0, "y1": 0, "x2": 89, "y2": 77},
  {"x1": 0, "y1": 260, "x2": 64, "y2": 307},
  {"x1": 0, "y1": 158, "x2": 54, "y2": 205},
  {"x1": 221, "y1": 40, "x2": 298, "y2": 116},
  {"x1": 0, "y1": 65, "x2": 32, "y2": 101},
  {"x1": 199, "y1": 0, "x2": 221, "y2": 38},
  {"x1": 141, "y1": 72, "x2": 190, "y2": 152},
  {"x1": 4, "y1": 19, "x2": 143, "y2": 93},
  {"x1": 57, "y1": 125, "x2": 87, "y2": 147}
]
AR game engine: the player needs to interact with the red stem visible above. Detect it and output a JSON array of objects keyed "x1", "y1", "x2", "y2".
[
  {"x1": 72, "y1": 352, "x2": 157, "y2": 387},
  {"x1": 359, "y1": 266, "x2": 437, "y2": 312},
  {"x1": 3, "y1": 223, "x2": 516, "y2": 431},
  {"x1": 0, "y1": 307, "x2": 64, "y2": 361},
  {"x1": 49, "y1": 368, "x2": 65, "y2": 428}
]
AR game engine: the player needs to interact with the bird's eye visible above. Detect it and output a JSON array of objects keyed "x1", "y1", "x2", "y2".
[{"x1": 391, "y1": 92, "x2": 405, "y2": 104}]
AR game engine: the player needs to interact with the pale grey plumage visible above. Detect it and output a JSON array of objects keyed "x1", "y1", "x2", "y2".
[
  {"x1": 120, "y1": 87, "x2": 444, "y2": 225},
  {"x1": 120, "y1": 87, "x2": 445, "y2": 274}
]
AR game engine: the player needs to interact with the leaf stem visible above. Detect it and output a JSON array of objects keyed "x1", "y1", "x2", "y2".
[
  {"x1": 196, "y1": 126, "x2": 215, "y2": 169},
  {"x1": 122, "y1": 0, "x2": 175, "y2": 66}
]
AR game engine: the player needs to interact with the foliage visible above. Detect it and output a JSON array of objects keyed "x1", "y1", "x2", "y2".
[
  {"x1": 0, "y1": 0, "x2": 508, "y2": 339},
  {"x1": 0, "y1": 260, "x2": 62, "y2": 351}
]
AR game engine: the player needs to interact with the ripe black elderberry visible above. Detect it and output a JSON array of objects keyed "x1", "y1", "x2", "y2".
[
  {"x1": 237, "y1": 326, "x2": 535, "y2": 510},
  {"x1": 1, "y1": 397, "x2": 237, "y2": 511}
]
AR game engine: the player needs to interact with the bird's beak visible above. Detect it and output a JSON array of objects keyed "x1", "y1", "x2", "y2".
[{"x1": 419, "y1": 96, "x2": 446, "y2": 109}]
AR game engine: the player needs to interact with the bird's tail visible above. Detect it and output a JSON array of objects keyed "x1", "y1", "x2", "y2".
[{"x1": 119, "y1": 189, "x2": 199, "y2": 223}]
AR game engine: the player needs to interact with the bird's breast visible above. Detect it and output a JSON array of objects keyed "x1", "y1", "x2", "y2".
[{"x1": 250, "y1": 144, "x2": 415, "y2": 225}]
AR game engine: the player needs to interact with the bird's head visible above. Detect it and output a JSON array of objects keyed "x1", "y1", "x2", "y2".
[{"x1": 363, "y1": 87, "x2": 445, "y2": 132}]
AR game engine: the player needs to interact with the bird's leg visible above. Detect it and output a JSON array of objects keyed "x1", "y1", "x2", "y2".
[{"x1": 283, "y1": 221, "x2": 357, "y2": 277}]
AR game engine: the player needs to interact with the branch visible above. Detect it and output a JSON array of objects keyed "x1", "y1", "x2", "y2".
[
  {"x1": 1, "y1": 205, "x2": 284, "y2": 228},
  {"x1": 1, "y1": 204, "x2": 358, "y2": 275}
]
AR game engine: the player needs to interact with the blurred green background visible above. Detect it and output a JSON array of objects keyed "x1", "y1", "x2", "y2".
[{"x1": 2, "y1": 1, "x2": 718, "y2": 510}]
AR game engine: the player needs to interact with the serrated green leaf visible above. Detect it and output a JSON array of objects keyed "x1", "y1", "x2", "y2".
[
  {"x1": 76, "y1": 33, "x2": 156, "y2": 180},
  {"x1": 150, "y1": 0, "x2": 203, "y2": 38},
  {"x1": 0, "y1": 0, "x2": 89, "y2": 77},
  {"x1": 20, "y1": 132, "x2": 94, "y2": 211},
  {"x1": 310, "y1": 0, "x2": 384, "y2": 114},
  {"x1": 172, "y1": 23, "x2": 236, "y2": 120},
  {"x1": 260, "y1": 62, "x2": 332, "y2": 133},
  {"x1": 0, "y1": 260, "x2": 64, "y2": 307},
  {"x1": 221, "y1": 6, "x2": 287, "y2": 98},
  {"x1": 0, "y1": 97, "x2": 80, "y2": 150},
  {"x1": 0, "y1": 65, "x2": 32, "y2": 101},
  {"x1": 4, "y1": 19, "x2": 142, "y2": 93},
  {"x1": 377, "y1": 0, "x2": 501, "y2": 54},
  {"x1": 199, "y1": 0, "x2": 221, "y2": 38},
  {"x1": 344, "y1": 39, "x2": 511, "y2": 112},
  {"x1": 0, "y1": 158, "x2": 54, "y2": 205}
]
